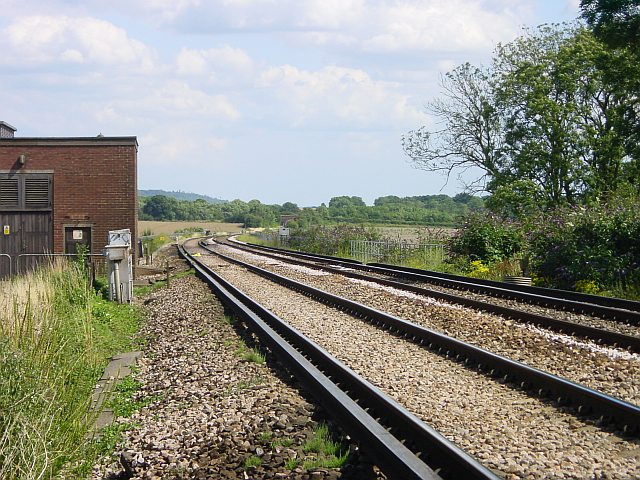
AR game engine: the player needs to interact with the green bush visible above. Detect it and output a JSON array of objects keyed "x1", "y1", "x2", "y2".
[
  {"x1": 527, "y1": 201, "x2": 640, "y2": 291},
  {"x1": 448, "y1": 211, "x2": 524, "y2": 264},
  {"x1": 288, "y1": 224, "x2": 381, "y2": 256}
]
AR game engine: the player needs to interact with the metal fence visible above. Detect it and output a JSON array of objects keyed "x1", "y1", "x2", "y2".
[
  {"x1": 349, "y1": 240, "x2": 447, "y2": 265},
  {"x1": 0, "y1": 253, "x2": 106, "y2": 280}
]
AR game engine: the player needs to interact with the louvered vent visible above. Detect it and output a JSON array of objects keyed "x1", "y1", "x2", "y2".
[
  {"x1": 0, "y1": 177, "x2": 19, "y2": 207},
  {"x1": 25, "y1": 177, "x2": 51, "y2": 208}
]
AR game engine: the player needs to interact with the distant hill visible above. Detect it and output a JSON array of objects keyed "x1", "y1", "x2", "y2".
[{"x1": 139, "y1": 189, "x2": 227, "y2": 204}]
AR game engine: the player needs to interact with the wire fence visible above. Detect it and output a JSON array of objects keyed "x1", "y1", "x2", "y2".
[
  {"x1": 0, "y1": 253, "x2": 107, "y2": 280},
  {"x1": 243, "y1": 232, "x2": 448, "y2": 267},
  {"x1": 349, "y1": 240, "x2": 447, "y2": 265}
]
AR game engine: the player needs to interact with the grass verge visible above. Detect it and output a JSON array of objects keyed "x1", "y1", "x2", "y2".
[{"x1": 0, "y1": 259, "x2": 142, "y2": 479}]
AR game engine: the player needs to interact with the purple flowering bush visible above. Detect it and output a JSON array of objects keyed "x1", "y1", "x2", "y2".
[{"x1": 527, "y1": 202, "x2": 640, "y2": 291}]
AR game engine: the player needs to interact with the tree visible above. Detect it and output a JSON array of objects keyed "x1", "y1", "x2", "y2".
[
  {"x1": 404, "y1": 24, "x2": 639, "y2": 212},
  {"x1": 280, "y1": 202, "x2": 300, "y2": 214},
  {"x1": 402, "y1": 62, "x2": 506, "y2": 192},
  {"x1": 581, "y1": 0, "x2": 640, "y2": 48},
  {"x1": 142, "y1": 195, "x2": 179, "y2": 220},
  {"x1": 582, "y1": 1, "x2": 640, "y2": 179},
  {"x1": 328, "y1": 196, "x2": 366, "y2": 208}
]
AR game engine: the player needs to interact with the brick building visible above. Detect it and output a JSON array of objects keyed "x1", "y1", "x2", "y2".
[{"x1": 0, "y1": 121, "x2": 138, "y2": 277}]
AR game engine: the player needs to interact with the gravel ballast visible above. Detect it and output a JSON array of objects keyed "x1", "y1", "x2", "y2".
[
  {"x1": 199, "y1": 246, "x2": 640, "y2": 480},
  {"x1": 93, "y1": 246, "x2": 385, "y2": 480},
  {"x1": 229, "y1": 242, "x2": 640, "y2": 339},
  {"x1": 215, "y1": 244, "x2": 640, "y2": 406}
]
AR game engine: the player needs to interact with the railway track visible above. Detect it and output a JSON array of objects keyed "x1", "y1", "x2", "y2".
[
  {"x1": 179, "y1": 238, "x2": 495, "y2": 480},
  {"x1": 182, "y1": 237, "x2": 640, "y2": 479},
  {"x1": 229, "y1": 240, "x2": 640, "y2": 325},
  {"x1": 219, "y1": 238, "x2": 640, "y2": 354}
]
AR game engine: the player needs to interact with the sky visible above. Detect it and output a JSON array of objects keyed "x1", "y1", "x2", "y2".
[{"x1": 1, "y1": 0, "x2": 581, "y2": 206}]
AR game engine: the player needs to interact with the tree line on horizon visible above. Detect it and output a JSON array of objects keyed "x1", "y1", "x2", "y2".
[{"x1": 138, "y1": 192, "x2": 484, "y2": 227}]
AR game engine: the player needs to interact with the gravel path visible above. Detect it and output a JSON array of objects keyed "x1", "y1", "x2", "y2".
[
  {"x1": 215, "y1": 244, "x2": 640, "y2": 406},
  {"x1": 93, "y1": 245, "x2": 385, "y2": 480},
  {"x1": 199, "y1": 249, "x2": 640, "y2": 480}
]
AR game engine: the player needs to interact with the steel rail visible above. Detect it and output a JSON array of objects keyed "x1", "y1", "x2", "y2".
[
  {"x1": 178, "y1": 242, "x2": 498, "y2": 480},
  {"x1": 227, "y1": 239, "x2": 640, "y2": 325},
  {"x1": 368, "y1": 263, "x2": 640, "y2": 313},
  {"x1": 213, "y1": 240, "x2": 640, "y2": 352},
  {"x1": 206, "y1": 243, "x2": 640, "y2": 435}
]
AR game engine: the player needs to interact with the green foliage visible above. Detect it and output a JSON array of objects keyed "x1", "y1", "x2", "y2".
[
  {"x1": 405, "y1": 23, "x2": 640, "y2": 210},
  {"x1": 527, "y1": 199, "x2": 640, "y2": 291},
  {"x1": 141, "y1": 234, "x2": 172, "y2": 258},
  {"x1": 273, "y1": 437, "x2": 294, "y2": 448},
  {"x1": 234, "y1": 344, "x2": 266, "y2": 364},
  {"x1": 243, "y1": 455, "x2": 262, "y2": 469},
  {"x1": 91, "y1": 296, "x2": 143, "y2": 356},
  {"x1": 285, "y1": 457, "x2": 300, "y2": 470},
  {"x1": 139, "y1": 193, "x2": 483, "y2": 227},
  {"x1": 92, "y1": 422, "x2": 133, "y2": 456},
  {"x1": 288, "y1": 224, "x2": 381, "y2": 256},
  {"x1": 448, "y1": 210, "x2": 524, "y2": 264},
  {"x1": 108, "y1": 375, "x2": 159, "y2": 418},
  {"x1": 0, "y1": 262, "x2": 142, "y2": 478},
  {"x1": 581, "y1": 0, "x2": 640, "y2": 48},
  {"x1": 301, "y1": 424, "x2": 349, "y2": 470}
]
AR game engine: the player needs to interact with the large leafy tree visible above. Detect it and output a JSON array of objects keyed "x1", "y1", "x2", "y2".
[
  {"x1": 581, "y1": 0, "x2": 640, "y2": 47},
  {"x1": 581, "y1": 1, "x2": 640, "y2": 172},
  {"x1": 402, "y1": 63, "x2": 506, "y2": 193},
  {"x1": 404, "y1": 24, "x2": 639, "y2": 214}
]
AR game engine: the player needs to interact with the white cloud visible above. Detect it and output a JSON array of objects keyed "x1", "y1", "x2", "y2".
[
  {"x1": 359, "y1": 1, "x2": 526, "y2": 53},
  {"x1": 257, "y1": 64, "x2": 425, "y2": 128},
  {"x1": 1, "y1": 15, "x2": 155, "y2": 70},
  {"x1": 76, "y1": 0, "x2": 526, "y2": 54},
  {"x1": 105, "y1": 81, "x2": 241, "y2": 120},
  {"x1": 139, "y1": 128, "x2": 228, "y2": 167},
  {"x1": 108, "y1": 0, "x2": 528, "y2": 54},
  {"x1": 176, "y1": 45, "x2": 254, "y2": 82}
]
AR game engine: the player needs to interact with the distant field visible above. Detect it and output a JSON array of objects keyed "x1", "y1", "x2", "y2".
[{"x1": 139, "y1": 221, "x2": 243, "y2": 236}]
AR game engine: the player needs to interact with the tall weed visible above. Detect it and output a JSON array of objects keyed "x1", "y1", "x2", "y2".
[{"x1": 0, "y1": 259, "x2": 139, "y2": 478}]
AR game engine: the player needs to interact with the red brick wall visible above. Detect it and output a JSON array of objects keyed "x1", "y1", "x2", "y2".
[{"x1": 0, "y1": 139, "x2": 137, "y2": 263}]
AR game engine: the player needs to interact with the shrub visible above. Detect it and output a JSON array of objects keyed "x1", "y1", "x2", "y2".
[
  {"x1": 288, "y1": 224, "x2": 381, "y2": 256},
  {"x1": 448, "y1": 211, "x2": 524, "y2": 264},
  {"x1": 527, "y1": 201, "x2": 640, "y2": 291}
]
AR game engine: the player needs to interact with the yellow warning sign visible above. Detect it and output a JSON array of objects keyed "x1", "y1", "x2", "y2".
[{"x1": 3, "y1": 225, "x2": 9, "y2": 235}]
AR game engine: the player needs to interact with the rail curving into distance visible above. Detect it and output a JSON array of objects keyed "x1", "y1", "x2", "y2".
[
  {"x1": 203, "y1": 239, "x2": 640, "y2": 436},
  {"x1": 179, "y1": 240, "x2": 498, "y2": 480},
  {"x1": 229, "y1": 240, "x2": 640, "y2": 324},
  {"x1": 218, "y1": 238, "x2": 640, "y2": 352}
]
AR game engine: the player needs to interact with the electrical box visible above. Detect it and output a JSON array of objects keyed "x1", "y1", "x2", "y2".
[{"x1": 105, "y1": 229, "x2": 133, "y2": 303}]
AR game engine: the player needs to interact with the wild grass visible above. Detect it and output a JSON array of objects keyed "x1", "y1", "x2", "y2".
[
  {"x1": 301, "y1": 423, "x2": 349, "y2": 470},
  {"x1": 243, "y1": 455, "x2": 262, "y2": 469},
  {"x1": 0, "y1": 259, "x2": 141, "y2": 479},
  {"x1": 108, "y1": 375, "x2": 161, "y2": 418},
  {"x1": 234, "y1": 343, "x2": 266, "y2": 364}
]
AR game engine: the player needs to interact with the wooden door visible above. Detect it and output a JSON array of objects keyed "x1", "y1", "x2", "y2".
[{"x1": 0, "y1": 212, "x2": 53, "y2": 277}]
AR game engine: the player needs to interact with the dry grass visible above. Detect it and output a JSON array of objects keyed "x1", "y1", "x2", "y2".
[
  {"x1": 0, "y1": 260, "x2": 60, "y2": 336},
  {"x1": 139, "y1": 221, "x2": 243, "y2": 236}
]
